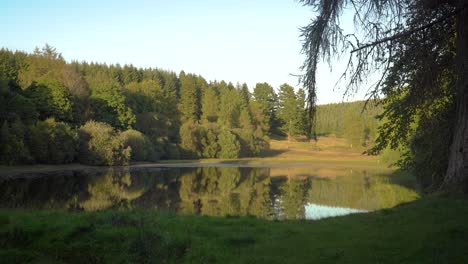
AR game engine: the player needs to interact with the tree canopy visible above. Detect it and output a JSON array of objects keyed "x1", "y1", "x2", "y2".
[{"x1": 300, "y1": 0, "x2": 468, "y2": 191}]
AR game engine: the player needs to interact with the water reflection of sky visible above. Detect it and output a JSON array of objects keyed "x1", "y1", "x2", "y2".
[{"x1": 305, "y1": 203, "x2": 367, "y2": 220}]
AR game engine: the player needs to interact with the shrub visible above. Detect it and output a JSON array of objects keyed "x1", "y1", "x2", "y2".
[
  {"x1": 0, "y1": 120, "x2": 32, "y2": 165},
  {"x1": 179, "y1": 121, "x2": 203, "y2": 159},
  {"x1": 120, "y1": 129, "x2": 158, "y2": 162},
  {"x1": 201, "y1": 127, "x2": 219, "y2": 158},
  {"x1": 165, "y1": 143, "x2": 181, "y2": 160},
  {"x1": 217, "y1": 130, "x2": 240, "y2": 159},
  {"x1": 29, "y1": 118, "x2": 78, "y2": 164},
  {"x1": 78, "y1": 121, "x2": 130, "y2": 166}
]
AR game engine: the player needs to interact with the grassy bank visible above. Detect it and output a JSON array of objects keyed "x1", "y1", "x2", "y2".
[{"x1": 1, "y1": 194, "x2": 467, "y2": 263}]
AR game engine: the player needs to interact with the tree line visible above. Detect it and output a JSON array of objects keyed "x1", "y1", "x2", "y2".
[
  {"x1": 315, "y1": 101, "x2": 383, "y2": 148},
  {"x1": 0, "y1": 45, "x2": 319, "y2": 165}
]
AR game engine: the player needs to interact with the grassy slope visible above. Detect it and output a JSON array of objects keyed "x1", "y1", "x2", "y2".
[
  {"x1": 1, "y1": 194, "x2": 467, "y2": 263},
  {"x1": 166, "y1": 136, "x2": 383, "y2": 165}
]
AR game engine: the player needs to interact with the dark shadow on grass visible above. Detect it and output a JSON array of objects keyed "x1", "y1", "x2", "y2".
[{"x1": 258, "y1": 149, "x2": 288, "y2": 158}]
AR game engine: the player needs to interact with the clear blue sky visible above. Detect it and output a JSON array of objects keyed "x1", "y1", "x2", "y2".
[{"x1": 1, "y1": 0, "x2": 367, "y2": 104}]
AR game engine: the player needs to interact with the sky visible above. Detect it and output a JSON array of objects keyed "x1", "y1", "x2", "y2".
[{"x1": 0, "y1": 0, "x2": 369, "y2": 104}]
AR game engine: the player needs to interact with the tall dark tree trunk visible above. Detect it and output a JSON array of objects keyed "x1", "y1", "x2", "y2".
[{"x1": 444, "y1": 4, "x2": 468, "y2": 191}]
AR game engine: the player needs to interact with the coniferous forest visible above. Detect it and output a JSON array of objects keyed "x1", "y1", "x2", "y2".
[
  {"x1": 1, "y1": 45, "x2": 336, "y2": 166},
  {"x1": 0, "y1": 45, "x2": 454, "y2": 192}
]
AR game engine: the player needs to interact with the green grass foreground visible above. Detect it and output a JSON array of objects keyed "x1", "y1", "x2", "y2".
[{"x1": 1, "y1": 194, "x2": 468, "y2": 263}]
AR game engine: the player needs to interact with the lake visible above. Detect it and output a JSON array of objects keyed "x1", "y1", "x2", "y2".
[{"x1": 0, "y1": 166, "x2": 419, "y2": 220}]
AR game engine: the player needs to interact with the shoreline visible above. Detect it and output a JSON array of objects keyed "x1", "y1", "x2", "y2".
[{"x1": 0, "y1": 158, "x2": 391, "y2": 179}]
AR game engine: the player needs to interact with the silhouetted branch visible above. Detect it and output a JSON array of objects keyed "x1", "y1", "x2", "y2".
[{"x1": 351, "y1": 7, "x2": 462, "y2": 53}]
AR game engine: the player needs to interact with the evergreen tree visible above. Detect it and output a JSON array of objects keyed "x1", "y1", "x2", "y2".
[
  {"x1": 277, "y1": 84, "x2": 301, "y2": 139},
  {"x1": 240, "y1": 83, "x2": 250, "y2": 104},
  {"x1": 299, "y1": 0, "x2": 468, "y2": 190},
  {"x1": 253, "y1": 82, "x2": 277, "y2": 135},
  {"x1": 178, "y1": 72, "x2": 201, "y2": 122},
  {"x1": 218, "y1": 130, "x2": 241, "y2": 159},
  {"x1": 201, "y1": 86, "x2": 219, "y2": 123},
  {"x1": 218, "y1": 88, "x2": 242, "y2": 129},
  {"x1": 179, "y1": 121, "x2": 203, "y2": 158}
]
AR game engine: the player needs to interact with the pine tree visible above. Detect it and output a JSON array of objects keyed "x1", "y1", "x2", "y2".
[
  {"x1": 277, "y1": 84, "x2": 301, "y2": 140},
  {"x1": 240, "y1": 83, "x2": 250, "y2": 104},
  {"x1": 218, "y1": 88, "x2": 242, "y2": 129},
  {"x1": 201, "y1": 86, "x2": 219, "y2": 123},
  {"x1": 253, "y1": 82, "x2": 277, "y2": 135},
  {"x1": 178, "y1": 72, "x2": 201, "y2": 122}
]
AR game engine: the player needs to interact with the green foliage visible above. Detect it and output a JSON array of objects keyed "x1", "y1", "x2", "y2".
[
  {"x1": 165, "y1": 143, "x2": 181, "y2": 159},
  {"x1": 249, "y1": 100, "x2": 269, "y2": 136},
  {"x1": 179, "y1": 121, "x2": 204, "y2": 158},
  {"x1": 25, "y1": 79, "x2": 74, "y2": 122},
  {"x1": 253, "y1": 82, "x2": 277, "y2": 134},
  {"x1": 89, "y1": 76, "x2": 135, "y2": 129},
  {"x1": 0, "y1": 46, "x2": 297, "y2": 164},
  {"x1": 218, "y1": 130, "x2": 241, "y2": 159},
  {"x1": 218, "y1": 88, "x2": 243, "y2": 128},
  {"x1": 0, "y1": 120, "x2": 32, "y2": 165},
  {"x1": 201, "y1": 86, "x2": 219, "y2": 123},
  {"x1": 78, "y1": 121, "x2": 131, "y2": 166},
  {"x1": 276, "y1": 83, "x2": 304, "y2": 137},
  {"x1": 405, "y1": 98, "x2": 455, "y2": 190},
  {"x1": 240, "y1": 83, "x2": 250, "y2": 103},
  {"x1": 28, "y1": 118, "x2": 78, "y2": 164},
  {"x1": 233, "y1": 129, "x2": 256, "y2": 157},
  {"x1": 125, "y1": 79, "x2": 180, "y2": 144},
  {"x1": 0, "y1": 49, "x2": 19, "y2": 82},
  {"x1": 178, "y1": 72, "x2": 202, "y2": 122},
  {"x1": 7, "y1": 94, "x2": 38, "y2": 124},
  {"x1": 201, "y1": 126, "x2": 220, "y2": 158},
  {"x1": 316, "y1": 101, "x2": 382, "y2": 148},
  {"x1": 342, "y1": 107, "x2": 364, "y2": 148},
  {"x1": 120, "y1": 129, "x2": 159, "y2": 162}
]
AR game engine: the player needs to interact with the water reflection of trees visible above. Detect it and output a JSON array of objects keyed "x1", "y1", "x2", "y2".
[
  {"x1": 0, "y1": 167, "x2": 419, "y2": 219},
  {"x1": 178, "y1": 167, "x2": 272, "y2": 218}
]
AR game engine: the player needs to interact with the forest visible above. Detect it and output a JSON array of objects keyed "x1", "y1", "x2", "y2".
[
  {"x1": 0, "y1": 46, "x2": 382, "y2": 166},
  {"x1": 0, "y1": 43, "x2": 457, "y2": 193}
]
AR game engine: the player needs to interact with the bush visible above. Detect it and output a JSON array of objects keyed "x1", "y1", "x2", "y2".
[
  {"x1": 0, "y1": 120, "x2": 32, "y2": 165},
  {"x1": 233, "y1": 129, "x2": 270, "y2": 158},
  {"x1": 29, "y1": 118, "x2": 78, "y2": 164},
  {"x1": 78, "y1": 121, "x2": 130, "y2": 166},
  {"x1": 179, "y1": 121, "x2": 203, "y2": 159},
  {"x1": 201, "y1": 127, "x2": 219, "y2": 158},
  {"x1": 120, "y1": 129, "x2": 158, "y2": 162},
  {"x1": 165, "y1": 143, "x2": 181, "y2": 160},
  {"x1": 218, "y1": 130, "x2": 240, "y2": 159}
]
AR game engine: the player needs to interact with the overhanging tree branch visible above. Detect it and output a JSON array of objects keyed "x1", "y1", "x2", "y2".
[{"x1": 351, "y1": 7, "x2": 462, "y2": 53}]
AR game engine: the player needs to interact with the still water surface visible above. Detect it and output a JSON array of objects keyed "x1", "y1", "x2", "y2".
[{"x1": 0, "y1": 166, "x2": 419, "y2": 220}]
